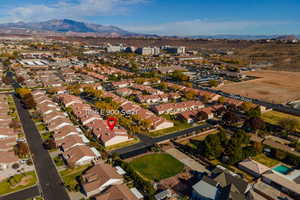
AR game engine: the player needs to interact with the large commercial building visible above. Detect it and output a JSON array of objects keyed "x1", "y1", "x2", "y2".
[{"x1": 136, "y1": 47, "x2": 160, "y2": 55}]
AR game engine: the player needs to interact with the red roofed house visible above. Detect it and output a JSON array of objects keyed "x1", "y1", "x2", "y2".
[
  {"x1": 81, "y1": 163, "x2": 123, "y2": 198},
  {"x1": 87, "y1": 120, "x2": 132, "y2": 147},
  {"x1": 63, "y1": 145, "x2": 100, "y2": 166},
  {"x1": 152, "y1": 101, "x2": 204, "y2": 115},
  {"x1": 0, "y1": 151, "x2": 19, "y2": 170}
]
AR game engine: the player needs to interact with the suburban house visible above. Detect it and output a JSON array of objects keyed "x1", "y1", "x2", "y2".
[
  {"x1": 178, "y1": 105, "x2": 224, "y2": 123},
  {"x1": 86, "y1": 119, "x2": 132, "y2": 147},
  {"x1": 54, "y1": 125, "x2": 80, "y2": 141},
  {"x1": 262, "y1": 170, "x2": 300, "y2": 198},
  {"x1": 152, "y1": 100, "x2": 204, "y2": 115},
  {"x1": 132, "y1": 84, "x2": 164, "y2": 95},
  {"x1": 0, "y1": 138, "x2": 16, "y2": 151},
  {"x1": 43, "y1": 111, "x2": 67, "y2": 124},
  {"x1": 94, "y1": 184, "x2": 140, "y2": 200},
  {"x1": 56, "y1": 134, "x2": 88, "y2": 152},
  {"x1": 0, "y1": 151, "x2": 19, "y2": 170},
  {"x1": 238, "y1": 159, "x2": 270, "y2": 178},
  {"x1": 63, "y1": 145, "x2": 100, "y2": 166},
  {"x1": 192, "y1": 165, "x2": 251, "y2": 200},
  {"x1": 115, "y1": 88, "x2": 138, "y2": 97},
  {"x1": 81, "y1": 163, "x2": 123, "y2": 197},
  {"x1": 59, "y1": 94, "x2": 83, "y2": 107},
  {"x1": 120, "y1": 101, "x2": 174, "y2": 131},
  {"x1": 0, "y1": 128, "x2": 17, "y2": 139},
  {"x1": 111, "y1": 80, "x2": 133, "y2": 89},
  {"x1": 192, "y1": 176, "x2": 221, "y2": 200},
  {"x1": 136, "y1": 94, "x2": 169, "y2": 104},
  {"x1": 48, "y1": 117, "x2": 73, "y2": 132}
]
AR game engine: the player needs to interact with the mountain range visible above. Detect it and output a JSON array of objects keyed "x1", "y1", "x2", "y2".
[
  {"x1": 0, "y1": 19, "x2": 299, "y2": 40},
  {"x1": 0, "y1": 19, "x2": 138, "y2": 37}
]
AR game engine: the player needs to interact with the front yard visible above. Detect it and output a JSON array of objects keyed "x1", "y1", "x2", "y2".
[
  {"x1": 60, "y1": 164, "x2": 91, "y2": 191},
  {"x1": 0, "y1": 171, "x2": 37, "y2": 195},
  {"x1": 53, "y1": 155, "x2": 65, "y2": 167},
  {"x1": 129, "y1": 153, "x2": 184, "y2": 181}
]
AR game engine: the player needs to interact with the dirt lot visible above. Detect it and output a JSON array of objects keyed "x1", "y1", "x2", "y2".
[{"x1": 219, "y1": 70, "x2": 300, "y2": 104}]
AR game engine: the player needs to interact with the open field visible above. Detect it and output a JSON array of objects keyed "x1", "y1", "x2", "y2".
[
  {"x1": 129, "y1": 153, "x2": 184, "y2": 181},
  {"x1": 219, "y1": 70, "x2": 300, "y2": 104},
  {"x1": 262, "y1": 111, "x2": 300, "y2": 131}
]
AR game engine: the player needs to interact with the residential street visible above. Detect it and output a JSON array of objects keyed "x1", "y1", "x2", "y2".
[
  {"x1": 13, "y1": 95, "x2": 71, "y2": 200},
  {"x1": 0, "y1": 186, "x2": 39, "y2": 200}
]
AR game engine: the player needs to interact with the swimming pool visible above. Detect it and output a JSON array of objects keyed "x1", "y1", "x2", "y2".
[{"x1": 273, "y1": 165, "x2": 292, "y2": 175}]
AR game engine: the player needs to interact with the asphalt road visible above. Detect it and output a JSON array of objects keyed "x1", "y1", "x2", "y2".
[
  {"x1": 13, "y1": 95, "x2": 70, "y2": 200},
  {"x1": 7, "y1": 69, "x2": 72, "y2": 200},
  {"x1": 0, "y1": 186, "x2": 39, "y2": 200}
]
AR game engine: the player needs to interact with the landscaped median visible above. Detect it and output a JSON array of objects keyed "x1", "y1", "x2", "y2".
[{"x1": 0, "y1": 171, "x2": 37, "y2": 196}]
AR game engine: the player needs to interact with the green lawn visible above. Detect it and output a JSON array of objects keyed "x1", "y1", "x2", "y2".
[
  {"x1": 37, "y1": 124, "x2": 46, "y2": 132},
  {"x1": 129, "y1": 153, "x2": 184, "y2": 181},
  {"x1": 41, "y1": 132, "x2": 52, "y2": 141},
  {"x1": 252, "y1": 154, "x2": 280, "y2": 168},
  {"x1": 0, "y1": 171, "x2": 37, "y2": 195},
  {"x1": 262, "y1": 111, "x2": 300, "y2": 131},
  {"x1": 106, "y1": 138, "x2": 140, "y2": 151},
  {"x1": 60, "y1": 164, "x2": 90, "y2": 191},
  {"x1": 53, "y1": 156, "x2": 65, "y2": 167}
]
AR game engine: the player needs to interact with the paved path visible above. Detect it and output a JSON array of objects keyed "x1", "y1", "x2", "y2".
[
  {"x1": 13, "y1": 95, "x2": 70, "y2": 200},
  {"x1": 166, "y1": 148, "x2": 209, "y2": 173},
  {"x1": 0, "y1": 186, "x2": 39, "y2": 200}
]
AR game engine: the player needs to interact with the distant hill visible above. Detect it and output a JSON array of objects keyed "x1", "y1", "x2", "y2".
[
  {"x1": 189, "y1": 34, "x2": 300, "y2": 40},
  {"x1": 274, "y1": 35, "x2": 299, "y2": 40},
  {"x1": 0, "y1": 19, "x2": 139, "y2": 37}
]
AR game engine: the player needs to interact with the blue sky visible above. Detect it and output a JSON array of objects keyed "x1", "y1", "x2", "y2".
[{"x1": 0, "y1": 0, "x2": 299, "y2": 36}]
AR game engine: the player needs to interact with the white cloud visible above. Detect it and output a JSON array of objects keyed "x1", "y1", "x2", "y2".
[
  {"x1": 0, "y1": 0, "x2": 146, "y2": 23},
  {"x1": 121, "y1": 19, "x2": 294, "y2": 36}
]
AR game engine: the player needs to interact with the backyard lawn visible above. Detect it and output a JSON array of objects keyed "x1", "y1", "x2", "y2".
[
  {"x1": 252, "y1": 154, "x2": 280, "y2": 168},
  {"x1": 129, "y1": 153, "x2": 184, "y2": 181},
  {"x1": 0, "y1": 171, "x2": 37, "y2": 195},
  {"x1": 262, "y1": 111, "x2": 300, "y2": 131}
]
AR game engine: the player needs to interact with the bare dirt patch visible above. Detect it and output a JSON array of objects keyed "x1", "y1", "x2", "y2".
[{"x1": 218, "y1": 70, "x2": 300, "y2": 104}]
